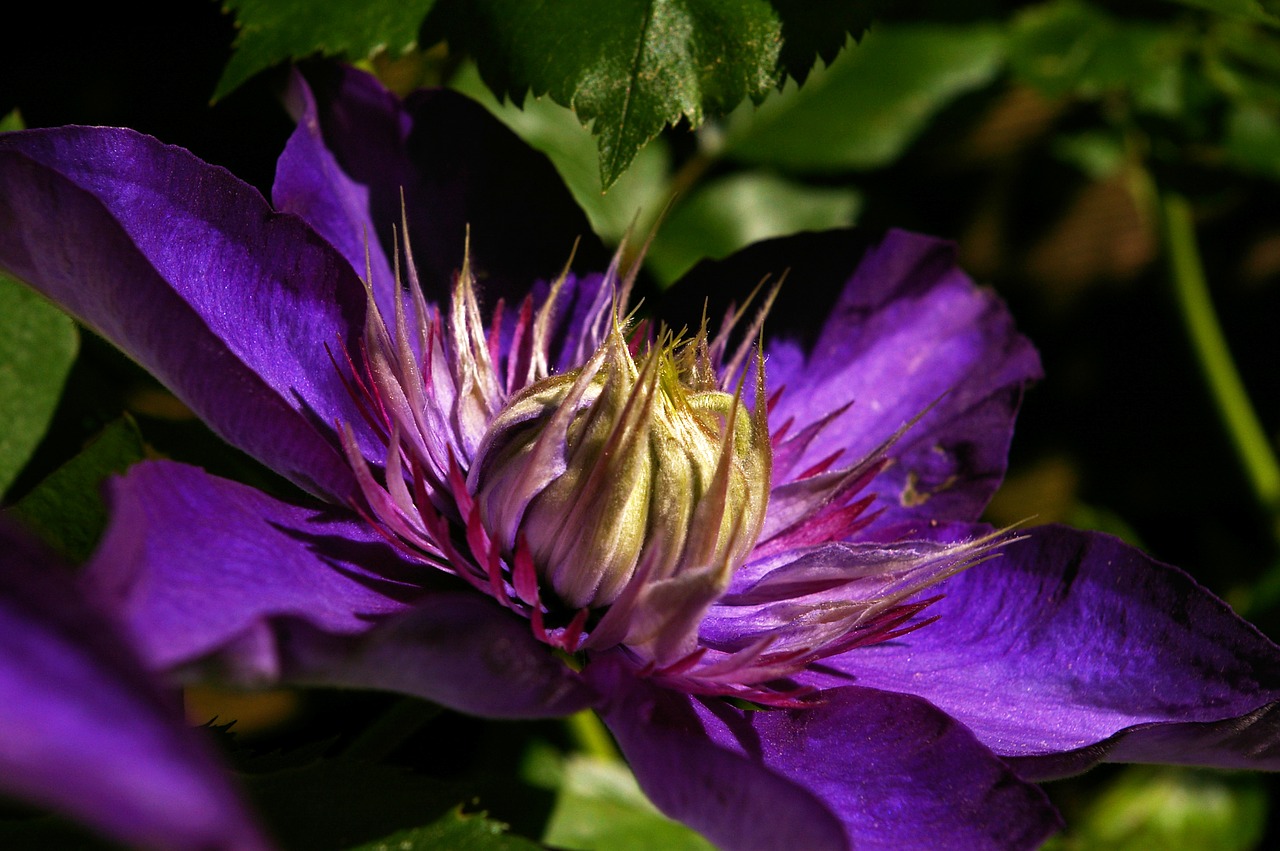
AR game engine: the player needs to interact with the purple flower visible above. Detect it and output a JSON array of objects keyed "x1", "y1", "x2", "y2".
[
  {"x1": 3, "y1": 66, "x2": 1280, "y2": 849},
  {"x1": 0, "y1": 521, "x2": 270, "y2": 850}
]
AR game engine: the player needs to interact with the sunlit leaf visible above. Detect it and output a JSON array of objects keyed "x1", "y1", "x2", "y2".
[
  {"x1": 8, "y1": 417, "x2": 145, "y2": 562},
  {"x1": 723, "y1": 23, "x2": 1005, "y2": 171},
  {"x1": 0, "y1": 271, "x2": 78, "y2": 499},
  {"x1": 647, "y1": 173, "x2": 860, "y2": 284},
  {"x1": 540, "y1": 755, "x2": 714, "y2": 851},
  {"x1": 215, "y1": 0, "x2": 439, "y2": 100}
]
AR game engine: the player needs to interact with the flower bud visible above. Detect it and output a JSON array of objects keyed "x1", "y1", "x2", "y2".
[{"x1": 467, "y1": 324, "x2": 771, "y2": 612}]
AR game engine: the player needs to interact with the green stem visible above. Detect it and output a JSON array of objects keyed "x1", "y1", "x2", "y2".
[
  {"x1": 1161, "y1": 192, "x2": 1280, "y2": 543},
  {"x1": 567, "y1": 709, "x2": 620, "y2": 763}
]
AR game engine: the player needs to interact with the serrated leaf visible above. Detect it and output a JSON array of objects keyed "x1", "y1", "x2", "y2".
[
  {"x1": 351, "y1": 810, "x2": 543, "y2": 851},
  {"x1": 215, "y1": 0, "x2": 439, "y2": 100},
  {"x1": 0, "y1": 271, "x2": 78, "y2": 499},
  {"x1": 647, "y1": 173, "x2": 860, "y2": 284},
  {"x1": 431, "y1": 0, "x2": 783, "y2": 188},
  {"x1": 770, "y1": 0, "x2": 882, "y2": 84},
  {"x1": 724, "y1": 23, "x2": 1005, "y2": 171},
  {"x1": 8, "y1": 417, "x2": 145, "y2": 562},
  {"x1": 540, "y1": 755, "x2": 714, "y2": 851}
]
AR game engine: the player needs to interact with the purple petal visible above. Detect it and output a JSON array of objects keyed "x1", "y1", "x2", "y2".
[
  {"x1": 290, "y1": 65, "x2": 610, "y2": 302},
  {"x1": 775, "y1": 231, "x2": 1040, "y2": 529},
  {"x1": 84, "y1": 461, "x2": 592, "y2": 716},
  {"x1": 84, "y1": 460, "x2": 426, "y2": 674},
  {"x1": 275, "y1": 70, "x2": 399, "y2": 324},
  {"x1": 668, "y1": 229, "x2": 1042, "y2": 531},
  {"x1": 809, "y1": 524, "x2": 1280, "y2": 779},
  {"x1": 290, "y1": 592, "x2": 596, "y2": 717},
  {"x1": 0, "y1": 128, "x2": 368, "y2": 499},
  {"x1": 588, "y1": 655, "x2": 1060, "y2": 850},
  {"x1": 0, "y1": 522, "x2": 270, "y2": 850}
]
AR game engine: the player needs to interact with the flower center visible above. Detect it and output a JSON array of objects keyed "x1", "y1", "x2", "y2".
[{"x1": 467, "y1": 323, "x2": 771, "y2": 611}]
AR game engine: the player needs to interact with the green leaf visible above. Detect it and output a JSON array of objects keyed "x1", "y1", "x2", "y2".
[
  {"x1": 647, "y1": 173, "x2": 860, "y2": 284},
  {"x1": 540, "y1": 755, "x2": 714, "y2": 851},
  {"x1": 723, "y1": 23, "x2": 1005, "y2": 172},
  {"x1": 7, "y1": 417, "x2": 145, "y2": 562},
  {"x1": 1045, "y1": 766, "x2": 1268, "y2": 850},
  {"x1": 770, "y1": 0, "x2": 882, "y2": 84},
  {"x1": 450, "y1": 63, "x2": 672, "y2": 244},
  {"x1": 0, "y1": 109, "x2": 24, "y2": 133},
  {"x1": 215, "y1": 0, "x2": 439, "y2": 100},
  {"x1": 350, "y1": 810, "x2": 543, "y2": 851},
  {"x1": 430, "y1": 0, "x2": 784, "y2": 188},
  {"x1": 0, "y1": 271, "x2": 78, "y2": 499}
]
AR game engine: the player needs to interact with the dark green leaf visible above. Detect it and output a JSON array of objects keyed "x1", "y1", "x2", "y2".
[
  {"x1": 724, "y1": 23, "x2": 1005, "y2": 171},
  {"x1": 648, "y1": 173, "x2": 860, "y2": 284},
  {"x1": 430, "y1": 0, "x2": 784, "y2": 188},
  {"x1": 7, "y1": 417, "x2": 145, "y2": 562},
  {"x1": 350, "y1": 810, "x2": 544, "y2": 851},
  {"x1": 215, "y1": 0, "x2": 439, "y2": 100},
  {"x1": 540, "y1": 755, "x2": 714, "y2": 851},
  {"x1": 0, "y1": 271, "x2": 78, "y2": 499},
  {"x1": 770, "y1": 0, "x2": 882, "y2": 84}
]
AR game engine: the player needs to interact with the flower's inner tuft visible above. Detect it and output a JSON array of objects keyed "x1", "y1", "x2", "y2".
[
  {"x1": 468, "y1": 319, "x2": 772, "y2": 612},
  {"x1": 339, "y1": 229, "x2": 1012, "y2": 704}
]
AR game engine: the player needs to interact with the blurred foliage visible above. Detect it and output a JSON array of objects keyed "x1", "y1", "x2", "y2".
[
  {"x1": 525, "y1": 748, "x2": 715, "y2": 850},
  {"x1": 0, "y1": 270, "x2": 78, "y2": 499},
  {"x1": 1045, "y1": 766, "x2": 1268, "y2": 850}
]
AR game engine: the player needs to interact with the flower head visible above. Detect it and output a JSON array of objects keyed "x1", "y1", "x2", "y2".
[{"x1": 3, "y1": 66, "x2": 1280, "y2": 850}]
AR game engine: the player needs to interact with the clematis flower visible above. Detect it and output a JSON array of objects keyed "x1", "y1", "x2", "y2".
[
  {"x1": 0, "y1": 521, "x2": 271, "y2": 850},
  {"x1": 2, "y1": 65, "x2": 1280, "y2": 849}
]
